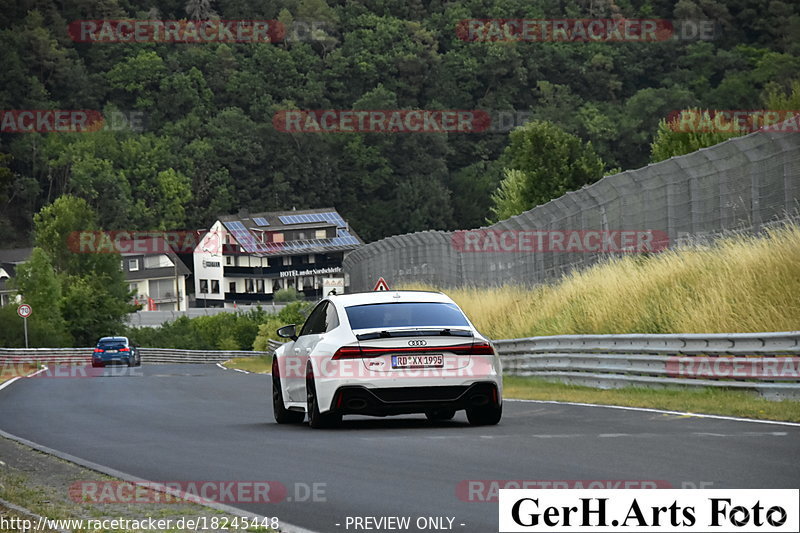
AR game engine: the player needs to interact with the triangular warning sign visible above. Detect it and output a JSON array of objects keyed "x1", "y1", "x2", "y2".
[{"x1": 373, "y1": 277, "x2": 390, "y2": 291}]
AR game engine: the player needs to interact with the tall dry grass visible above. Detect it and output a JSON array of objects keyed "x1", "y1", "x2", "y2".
[{"x1": 403, "y1": 224, "x2": 800, "y2": 339}]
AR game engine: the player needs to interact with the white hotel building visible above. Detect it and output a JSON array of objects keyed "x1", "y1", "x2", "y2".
[{"x1": 193, "y1": 208, "x2": 362, "y2": 308}]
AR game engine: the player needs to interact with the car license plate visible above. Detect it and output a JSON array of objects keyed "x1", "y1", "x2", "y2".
[
  {"x1": 106, "y1": 349, "x2": 118, "y2": 353},
  {"x1": 392, "y1": 354, "x2": 444, "y2": 368}
]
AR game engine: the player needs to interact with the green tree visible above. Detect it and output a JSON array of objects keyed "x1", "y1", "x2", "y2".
[
  {"x1": 490, "y1": 121, "x2": 606, "y2": 221},
  {"x1": 489, "y1": 169, "x2": 530, "y2": 222},
  {"x1": 649, "y1": 109, "x2": 745, "y2": 163},
  {"x1": 5, "y1": 248, "x2": 72, "y2": 346},
  {"x1": 32, "y1": 195, "x2": 135, "y2": 345},
  {"x1": 763, "y1": 80, "x2": 800, "y2": 110}
]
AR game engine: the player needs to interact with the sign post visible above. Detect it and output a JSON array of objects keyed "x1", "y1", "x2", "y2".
[
  {"x1": 17, "y1": 304, "x2": 32, "y2": 348},
  {"x1": 373, "y1": 277, "x2": 390, "y2": 291}
]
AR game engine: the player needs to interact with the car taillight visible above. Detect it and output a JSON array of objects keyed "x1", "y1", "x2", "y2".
[
  {"x1": 332, "y1": 346, "x2": 363, "y2": 359},
  {"x1": 119, "y1": 347, "x2": 130, "y2": 352},
  {"x1": 94, "y1": 348, "x2": 104, "y2": 353},
  {"x1": 469, "y1": 341, "x2": 495, "y2": 355},
  {"x1": 333, "y1": 341, "x2": 495, "y2": 359}
]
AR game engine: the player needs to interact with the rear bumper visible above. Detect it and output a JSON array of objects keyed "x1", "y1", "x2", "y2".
[
  {"x1": 92, "y1": 355, "x2": 133, "y2": 365},
  {"x1": 329, "y1": 381, "x2": 500, "y2": 416}
]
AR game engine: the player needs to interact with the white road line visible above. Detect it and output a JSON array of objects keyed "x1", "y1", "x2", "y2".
[
  {"x1": 216, "y1": 363, "x2": 227, "y2": 370},
  {"x1": 0, "y1": 366, "x2": 48, "y2": 392},
  {"x1": 506, "y1": 398, "x2": 800, "y2": 427},
  {"x1": 0, "y1": 377, "x2": 20, "y2": 392},
  {"x1": 233, "y1": 368, "x2": 249, "y2": 374},
  {"x1": 27, "y1": 366, "x2": 48, "y2": 377}
]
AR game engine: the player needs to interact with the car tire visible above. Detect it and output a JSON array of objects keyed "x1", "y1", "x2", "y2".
[
  {"x1": 135, "y1": 353, "x2": 142, "y2": 366},
  {"x1": 127, "y1": 356, "x2": 134, "y2": 367},
  {"x1": 272, "y1": 358, "x2": 304, "y2": 424},
  {"x1": 466, "y1": 403, "x2": 502, "y2": 426},
  {"x1": 306, "y1": 365, "x2": 341, "y2": 429},
  {"x1": 425, "y1": 408, "x2": 456, "y2": 421}
]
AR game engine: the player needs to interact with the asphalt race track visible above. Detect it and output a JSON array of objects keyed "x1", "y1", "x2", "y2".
[{"x1": 1, "y1": 364, "x2": 798, "y2": 532}]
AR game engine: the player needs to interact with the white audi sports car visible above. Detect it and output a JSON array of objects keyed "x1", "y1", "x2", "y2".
[{"x1": 271, "y1": 290, "x2": 503, "y2": 428}]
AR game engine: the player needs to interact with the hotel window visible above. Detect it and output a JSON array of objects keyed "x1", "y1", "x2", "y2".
[
  {"x1": 283, "y1": 256, "x2": 291, "y2": 266},
  {"x1": 226, "y1": 256, "x2": 232, "y2": 265},
  {"x1": 199, "y1": 280, "x2": 209, "y2": 294},
  {"x1": 257, "y1": 279, "x2": 265, "y2": 293},
  {"x1": 315, "y1": 229, "x2": 326, "y2": 239},
  {"x1": 246, "y1": 279, "x2": 255, "y2": 293},
  {"x1": 229, "y1": 281, "x2": 236, "y2": 293},
  {"x1": 308, "y1": 254, "x2": 315, "y2": 264},
  {"x1": 273, "y1": 233, "x2": 284, "y2": 243},
  {"x1": 128, "y1": 259, "x2": 139, "y2": 271},
  {"x1": 211, "y1": 280, "x2": 220, "y2": 294}
]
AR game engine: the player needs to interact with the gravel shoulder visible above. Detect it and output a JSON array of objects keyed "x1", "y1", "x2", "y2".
[{"x1": 0, "y1": 436, "x2": 272, "y2": 532}]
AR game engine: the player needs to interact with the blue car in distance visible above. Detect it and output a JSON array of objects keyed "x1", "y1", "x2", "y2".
[{"x1": 92, "y1": 336, "x2": 141, "y2": 368}]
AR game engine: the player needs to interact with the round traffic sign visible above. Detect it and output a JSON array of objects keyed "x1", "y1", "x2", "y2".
[{"x1": 17, "y1": 304, "x2": 32, "y2": 318}]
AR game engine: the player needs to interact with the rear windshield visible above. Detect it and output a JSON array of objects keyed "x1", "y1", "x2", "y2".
[
  {"x1": 98, "y1": 339, "x2": 127, "y2": 348},
  {"x1": 345, "y1": 302, "x2": 470, "y2": 330}
]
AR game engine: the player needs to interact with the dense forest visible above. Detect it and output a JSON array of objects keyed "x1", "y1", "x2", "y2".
[{"x1": 1, "y1": 0, "x2": 798, "y2": 245}]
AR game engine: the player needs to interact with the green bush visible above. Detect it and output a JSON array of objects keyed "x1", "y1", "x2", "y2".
[
  {"x1": 273, "y1": 288, "x2": 301, "y2": 302},
  {"x1": 126, "y1": 307, "x2": 273, "y2": 351},
  {"x1": 252, "y1": 301, "x2": 313, "y2": 351}
]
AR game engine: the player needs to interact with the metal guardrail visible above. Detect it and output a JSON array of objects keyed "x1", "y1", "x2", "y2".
[
  {"x1": 3, "y1": 333, "x2": 799, "y2": 400},
  {"x1": 0, "y1": 347, "x2": 270, "y2": 365},
  {"x1": 495, "y1": 332, "x2": 800, "y2": 400},
  {"x1": 140, "y1": 348, "x2": 270, "y2": 364}
]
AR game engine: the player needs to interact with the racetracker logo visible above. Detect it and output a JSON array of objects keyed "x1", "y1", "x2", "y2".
[
  {"x1": 457, "y1": 481, "x2": 672, "y2": 502},
  {"x1": 68, "y1": 480, "x2": 287, "y2": 504},
  {"x1": 665, "y1": 110, "x2": 800, "y2": 133},
  {"x1": 68, "y1": 230, "x2": 218, "y2": 255},
  {"x1": 666, "y1": 357, "x2": 800, "y2": 380},
  {"x1": 456, "y1": 19, "x2": 716, "y2": 42},
  {"x1": 0, "y1": 363, "x2": 142, "y2": 379},
  {"x1": 0, "y1": 110, "x2": 104, "y2": 133},
  {"x1": 68, "y1": 20, "x2": 285, "y2": 43},
  {"x1": 451, "y1": 230, "x2": 670, "y2": 253},
  {"x1": 273, "y1": 110, "x2": 492, "y2": 133}
]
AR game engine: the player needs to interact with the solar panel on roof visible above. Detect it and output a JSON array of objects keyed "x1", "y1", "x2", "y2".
[
  {"x1": 278, "y1": 212, "x2": 347, "y2": 227},
  {"x1": 223, "y1": 215, "x2": 359, "y2": 256},
  {"x1": 253, "y1": 217, "x2": 269, "y2": 226},
  {"x1": 223, "y1": 221, "x2": 261, "y2": 253}
]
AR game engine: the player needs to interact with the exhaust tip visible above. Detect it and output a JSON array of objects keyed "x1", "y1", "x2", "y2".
[
  {"x1": 470, "y1": 394, "x2": 489, "y2": 406},
  {"x1": 346, "y1": 398, "x2": 368, "y2": 410}
]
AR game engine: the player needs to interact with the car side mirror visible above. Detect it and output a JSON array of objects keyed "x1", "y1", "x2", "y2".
[{"x1": 277, "y1": 324, "x2": 298, "y2": 341}]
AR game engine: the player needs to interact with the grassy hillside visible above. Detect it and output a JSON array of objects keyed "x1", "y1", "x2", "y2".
[{"x1": 406, "y1": 224, "x2": 800, "y2": 339}]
